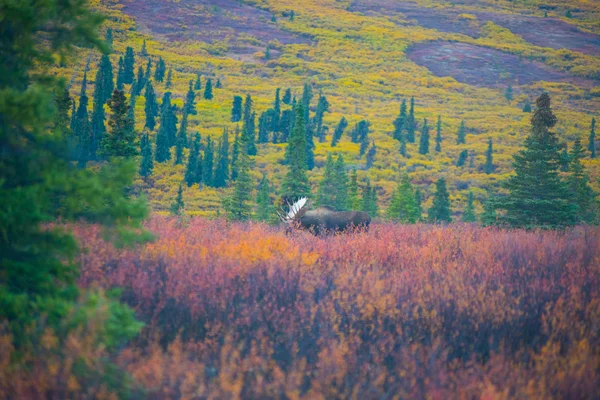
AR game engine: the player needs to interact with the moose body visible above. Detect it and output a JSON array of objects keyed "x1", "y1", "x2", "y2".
[{"x1": 278, "y1": 198, "x2": 371, "y2": 234}]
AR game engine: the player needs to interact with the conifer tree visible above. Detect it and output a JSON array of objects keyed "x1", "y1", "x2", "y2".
[
  {"x1": 203, "y1": 136, "x2": 214, "y2": 187},
  {"x1": 215, "y1": 78, "x2": 222, "y2": 88},
  {"x1": 407, "y1": 96, "x2": 416, "y2": 143},
  {"x1": 400, "y1": 134, "x2": 407, "y2": 157},
  {"x1": 184, "y1": 79, "x2": 197, "y2": 115},
  {"x1": 456, "y1": 149, "x2": 468, "y2": 167},
  {"x1": 348, "y1": 168, "x2": 361, "y2": 210},
  {"x1": 141, "y1": 39, "x2": 148, "y2": 56},
  {"x1": 194, "y1": 73, "x2": 201, "y2": 90},
  {"x1": 54, "y1": 88, "x2": 73, "y2": 141},
  {"x1": 462, "y1": 191, "x2": 476, "y2": 222},
  {"x1": 280, "y1": 109, "x2": 294, "y2": 143},
  {"x1": 435, "y1": 115, "x2": 442, "y2": 152},
  {"x1": 317, "y1": 153, "x2": 336, "y2": 208},
  {"x1": 144, "y1": 80, "x2": 158, "y2": 131},
  {"x1": 497, "y1": 93, "x2": 576, "y2": 229},
  {"x1": 128, "y1": 78, "x2": 136, "y2": 124},
  {"x1": 185, "y1": 133, "x2": 201, "y2": 186},
  {"x1": 230, "y1": 127, "x2": 240, "y2": 181},
  {"x1": 223, "y1": 138, "x2": 254, "y2": 221},
  {"x1": 523, "y1": 101, "x2": 532, "y2": 113},
  {"x1": 302, "y1": 83, "x2": 316, "y2": 170},
  {"x1": 393, "y1": 99, "x2": 407, "y2": 142},
  {"x1": 155, "y1": 113, "x2": 171, "y2": 163},
  {"x1": 283, "y1": 104, "x2": 311, "y2": 200},
  {"x1": 144, "y1": 58, "x2": 152, "y2": 84},
  {"x1": 505, "y1": 84, "x2": 513, "y2": 102},
  {"x1": 484, "y1": 138, "x2": 494, "y2": 174},
  {"x1": 334, "y1": 154, "x2": 349, "y2": 210},
  {"x1": 213, "y1": 129, "x2": 230, "y2": 188},
  {"x1": 361, "y1": 178, "x2": 378, "y2": 217},
  {"x1": 154, "y1": 57, "x2": 166, "y2": 82},
  {"x1": 415, "y1": 187, "x2": 423, "y2": 221},
  {"x1": 159, "y1": 91, "x2": 178, "y2": 147},
  {"x1": 589, "y1": 118, "x2": 596, "y2": 158},
  {"x1": 255, "y1": 174, "x2": 275, "y2": 222},
  {"x1": 139, "y1": 132, "x2": 154, "y2": 179},
  {"x1": 241, "y1": 94, "x2": 257, "y2": 155},
  {"x1": 257, "y1": 112, "x2": 269, "y2": 144},
  {"x1": 282, "y1": 88, "x2": 292, "y2": 104},
  {"x1": 331, "y1": 116, "x2": 348, "y2": 147},
  {"x1": 314, "y1": 92, "x2": 329, "y2": 139},
  {"x1": 387, "y1": 174, "x2": 420, "y2": 223},
  {"x1": 90, "y1": 94, "x2": 105, "y2": 160},
  {"x1": 428, "y1": 177, "x2": 452, "y2": 223},
  {"x1": 204, "y1": 78, "x2": 214, "y2": 100},
  {"x1": 457, "y1": 120, "x2": 466, "y2": 144},
  {"x1": 568, "y1": 139, "x2": 597, "y2": 223},
  {"x1": 366, "y1": 142, "x2": 377, "y2": 169},
  {"x1": 418, "y1": 118, "x2": 430, "y2": 155},
  {"x1": 351, "y1": 120, "x2": 369, "y2": 143},
  {"x1": 560, "y1": 146, "x2": 570, "y2": 172},
  {"x1": 481, "y1": 195, "x2": 498, "y2": 226},
  {"x1": 174, "y1": 109, "x2": 188, "y2": 165},
  {"x1": 134, "y1": 65, "x2": 144, "y2": 96},
  {"x1": 231, "y1": 95, "x2": 243, "y2": 122},
  {"x1": 165, "y1": 67, "x2": 173, "y2": 89},
  {"x1": 272, "y1": 88, "x2": 281, "y2": 132},
  {"x1": 123, "y1": 46, "x2": 135, "y2": 84},
  {"x1": 116, "y1": 56, "x2": 125, "y2": 90},
  {"x1": 73, "y1": 71, "x2": 92, "y2": 167},
  {"x1": 170, "y1": 183, "x2": 185, "y2": 216},
  {"x1": 360, "y1": 134, "x2": 369, "y2": 157},
  {"x1": 97, "y1": 54, "x2": 114, "y2": 104},
  {"x1": 100, "y1": 90, "x2": 137, "y2": 158}
]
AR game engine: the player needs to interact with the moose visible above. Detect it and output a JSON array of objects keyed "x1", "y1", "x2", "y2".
[{"x1": 277, "y1": 197, "x2": 371, "y2": 234}]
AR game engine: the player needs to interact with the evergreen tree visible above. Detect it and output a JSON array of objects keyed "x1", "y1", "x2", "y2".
[
  {"x1": 170, "y1": 183, "x2": 185, "y2": 216},
  {"x1": 230, "y1": 127, "x2": 240, "y2": 181},
  {"x1": 523, "y1": 101, "x2": 532, "y2": 113},
  {"x1": 105, "y1": 28, "x2": 113, "y2": 47},
  {"x1": 589, "y1": 117, "x2": 596, "y2": 158},
  {"x1": 361, "y1": 178, "x2": 378, "y2": 218},
  {"x1": 428, "y1": 177, "x2": 452, "y2": 223},
  {"x1": 141, "y1": 39, "x2": 148, "y2": 56},
  {"x1": 223, "y1": 138, "x2": 254, "y2": 221},
  {"x1": 165, "y1": 67, "x2": 173, "y2": 89},
  {"x1": 97, "y1": 54, "x2": 114, "y2": 104},
  {"x1": 255, "y1": 174, "x2": 275, "y2": 222},
  {"x1": 203, "y1": 136, "x2": 214, "y2": 187},
  {"x1": 174, "y1": 109, "x2": 188, "y2": 165},
  {"x1": 317, "y1": 153, "x2": 336, "y2": 208},
  {"x1": 415, "y1": 187, "x2": 423, "y2": 221},
  {"x1": 134, "y1": 65, "x2": 144, "y2": 96},
  {"x1": 128, "y1": 77, "x2": 136, "y2": 124},
  {"x1": 73, "y1": 71, "x2": 92, "y2": 167},
  {"x1": 393, "y1": 99, "x2": 407, "y2": 143},
  {"x1": 257, "y1": 112, "x2": 269, "y2": 143},
  {"x1": 54, "y1": 88, "x2": 73, "y2": 141},
  {"x1": 348, "y1": 168, "x2": 361, "y2": 210},
  {"x1": 302, "y1": 83, "x2": 315, "y2": 170},
  {"x1": 387, "y1": 174, "x2": 420, "y2": 223},
  {"x1": 560, "y1": 146, "x2": 570, "y2": 172},
  {"x1": 351, "y1": 120, "x2": 370, "y2": 143},
  {"x1": 366, "y1": 142, "x2": 377, "y2": 169},
  {"x1": 154, "y1": 57, "x2": 166, "y2": 82},
  {"x1": 418, "y1": 118, "x2": 430, "y2": 155},
  {"x1": 144, "y1": 57, "x2": 152, "y2": 84},
  {"x1": 283, "y1": 104, "x2": 311, "y2": 200},
  {"x1": 241, "y1": 94, "x2": 257, "y2": 155},
  {"x1": 116, "y1": 56, "x2": 125, "y2": 90},
  {"x1": 481, "y1": 195, "x2": 498, "y2": 226},
  {"x1": 505, "y1": 84, "x2": 513, "y2": 102},
  {"x1": 231, "y1": 95, "x2": 243, "y2": 122},
  {"x1": 100, "y1": 90, "x2": 137, "y2": 158},
  {"x1": 568, "y1": 139, "x2": 597, "y2": 223},
  {"x1": 204, "y1": 78, "x2": 214, "y2": 100},
  {"x1": 399, "y1": 133, "x2": 407, "y2": 157},
  {"x1": 144, "y1": 79, "x2": 158, "y2": 131},
  {"x1": 90, "y1": 91, "x2": 106, "y2": 160},
  {"x1": 435, "y1": 115, "x2": 442, "y2": 152},
  {"x1": 457, "y1": 120, "x2": 466, "y2": 144},
  {"x1": 183, "y1": 80, "x2": 196, "y2": 115},
  {"x1": 265, "y1": 46, "x2": 271, "y2": 60},
  {"x1": 123, "y1": 46, "x2": 135, "y2": 84},
  {"x1": 139, "y1": 132, "x2": 154, "y2": 179},
  {"x1": 484, "y1": 138, "x2": 494, "y2": 174},
  {"x1": 155, "y1": 110, "x2": 172, "y2": 163},
  {"x1": 194, "y1": 73, "x2": 201, "y2": 90},
  {"x1": 272, "y1": 88, "x2": 281, "y2": 132},
  {"x1": 215, "y1": 78, "x2": 222, "y2": 88},
  {"x1": 360, "y1": 134, "x2": 369, "y2": 156},
  {"x1": 566, "y1": 9, "x2": 572, "y2": 18},
  {"x1": 334, "y1": 154, "x2": 349, "y2": 210},
  {"x1": 462, "y1": 191, "x2": 476, "y2": 222},
  {"x1": 407, "y1": 96, "x2": 416, "y2": 143},
  {"x1": 282, "y1": 88, "x2": 292, "y2": 104},
  {"x1": 280, "y1": 109, "x2": 294, "y2": 143},
  {"x1": 290, "y1": 9, "x2": 295, "y2": 21},
  {"x1": 213, "y1": 129, "x2": 230, "y2": 188},
  {"x1": 185, "y1": 133, "x2": 201, "y2": 186},
  {"x1": 456, "y1": 149, "x2": 468, "y2": 167},
  {"x1": 331, "y1": 116, "x2": 348, "y2": 147},
  {"x1": 314, "y1": 92, "x2": 329, "y2": 138},
  {"x1": 497, "y1": 93, "x2": 576, "y2": 229},
  {"x1": 159, "y1": 91, "x2": 178, "y2": 147}
]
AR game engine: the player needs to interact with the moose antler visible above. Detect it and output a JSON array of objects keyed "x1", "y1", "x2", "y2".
[{"x1": 278, "y1": 197, "x2": 308, "y2": 224}]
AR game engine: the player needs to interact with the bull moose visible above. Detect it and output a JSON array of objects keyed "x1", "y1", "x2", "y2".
[{"x1": 277, "y1": 198, "x2": 371, "y2": 234}]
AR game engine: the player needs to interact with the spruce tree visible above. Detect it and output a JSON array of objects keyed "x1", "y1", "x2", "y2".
[
  {"x1": 568, "y1": 139, "x2": 597, "y2": 223},
  {"x1": 73, "y1": 71, "x2": 92, "y2": 167},
  {"x1": 90, "y1": 94, "x2": 106, "y2": 160},
  {"x1": 123, "y1": 46, "x2": 135, "y2": 84},
  {"x1": 334, "y1": 154, "x2": 349, "y2": 210},
  {"x1": 231, "y1": 95, "x2": 243, "y2": 122},
  {"x1": 348, "y1": 168, "x2": 361, "y2": 210},
  {"x1": 144, "y1": 57, "x2": 152, "y2": 84},
  {"x1": 280, "y1": 109, "x2": 294, "y2": 143},
  {"x1": 134, "y1": 65, "x2": 144, "y2": 96},
  {"x1": 174, "y1": 109, "x2": 188, "y2": 165},
  {"x1": 98, "y1": 54, "x2": 114, "y2": 104},
  {"x1": 387, "y1": 174, "x2": 420, "y2": 223},
  {"x1": 428, "y1": 177, "x2": 452, "y2": 223},
  {"x1": 366, "y1": 142, "x2": 376, "y2": 169},
  {"x1": 215, "y1": 78, "x2": 222, "y2": 88},
  {"x1": 100, "y1": 90, "x2": 137, "y2": 158},
  {"x1": 170, "y1": 183, "x2": 185, "y2": 216},
  {"x1": 400, "y1": 133, "x2": 407, "y2": 157},
  {"x1": 204, "y1": 78, "x2": 213, "y2": 100},
  {"x1": 435, "y1": 115, "x2": 442, "y2": 152},
  {"x1": 484, "y1": 138, "x2": 494, "y2": 174},
  {"x1": 497, "y1": 93, "x2": 576, "y2": 229},
  {"x1": 302, "y1": 83, "x2": 315, "y2": 170},
  {"x1": 418, "y1": 118, "x2": 430, "y2": 155},
  {"x1": 213, "y1": 129, "x2": 230, "y2": 188},
  {"x1": 361, "y1": 178, "x2": 378, "y2": 218},
  {"x1": 457, "y1": 120, "x2": 466, "y2": 144},
  {"x1": 351, "y1": 120, "x2": 369, "y2": 143},
  {"x1": 255, "y1": 174, "x2": 275, "y2": 222},
  {"x1": 505, "y1": 84, "x2": 513, "y2": 102},
  {"x1": 116, "y1": 56, "x2": 125, "y2": 90},
  {"x1": 360, "y1": 134, "x2": 369, "y2": 156},
  {"x1": 105, "y1": 28, "x2": 113, "y2": 47},
  {"x1": 283, "y1": 104, "x2": 311, "y2": 200},
  {"x1": 560, "y1": 146, "x2": 570, "y2": 172},
  {"x1": 317, "y1": 153, "x2": 336, "y2": 208},
  {"x1": 407, "y1": 96, "x2": 416, "y2": 143},
  {"x1": 139, "y1": 132, "x2": 154, "y2": 179},
  {"x1": 128, "y1": 78, "x2": 136, "y2": 124},
  {"x1": 257, "y1": 112, "x2": 268, "y2": 143},
  {"x1": 230, "y1": 127, "x2": 240, "y2": 181},
  {"x1": 194, "y1": 73, "x2": 201, "y2": 90},
  {"x1": 481, "y1": 195, "x2": 498, "y2": 226},
  {"x1": 154, "y1": 57, "x2": 165, "y2": 82},
  {"x1": 241, "y1": 94, "x2": 257, "y2": 155},
  {"x1": 141, "y1": 39, "x2": 148, "y2": 56},
  {"x1": 456, "y1": 149, "x2": 468, "y2": 167},
  {"x1": 155, "y1": 111, "x2": 171, "y2": 163},
  {"x1": 203, "y1": 136, "x2": 214, "y2": 187},
  {"x1": 272, "y1": 88, "x2": 281, "y2": 132},
  {"x1": 589, "y1": 118, "x2": 596, "y2": 158},
  {"x1": 523, "y1": 101, "x2": 532, "y2": 113},
  {"x1": 144, "y1": 79, "x2": 158, "y2": 131},
  {"x1": 462, "y1": 191, "x2": 476, "y2": 222},
  {"x1": 185, "y1": 79, "x2": 197, "y2": 115},
  {"x1": 165, "y1": 67, "x2": 173, "y2": 88},
  {"x1": 54, "y1": 88, "x2": 73, "y2": 141},
  {"x1": 223, "y1": 138, "x2": 254, "y2": 221},
  {"x1": 393, "y1": 99, "x2": 407, "y2": 143},
  {"x1": 282, "y1": 88, "x2": 292, "y2": 104},
  {"x1": 185, "y1": 133, "x2": 201, "y2": 186},
  {"x1": 159, "y1": 91, "x2": 178, "y2": 147},
  {"x1": 331, "y1": 116, "x2": 348, "y2": 147},
  {"x1": 314, "y1": 92, "x2": 329, "y2": 141}
]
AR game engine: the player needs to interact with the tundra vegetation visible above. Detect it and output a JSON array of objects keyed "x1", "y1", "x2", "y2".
[{"x1": 1, "y1": 0, "x2": 600, "y2": 397}]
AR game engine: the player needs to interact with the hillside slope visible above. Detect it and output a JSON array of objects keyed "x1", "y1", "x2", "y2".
[{"x1": 70, "y1": 0, "x2": 600, "y2": 216}]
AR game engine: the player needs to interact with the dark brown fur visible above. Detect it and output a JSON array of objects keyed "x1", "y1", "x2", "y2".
[{"x1": 297, "y1": 207, "x2": 371, "y2": 234}]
